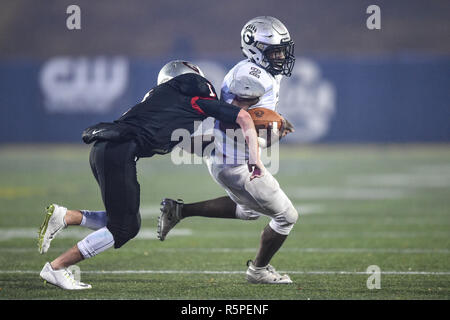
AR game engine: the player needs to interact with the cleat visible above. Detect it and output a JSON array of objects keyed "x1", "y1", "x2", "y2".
[
  {"x1": 157, "y1": 198, "x2": 183, "y2": 241},
  {"x1": 40, "y1": 262, "x2": 91, "y2": 290},
  {"x1": 246, "y1": 260, "x2": 293, "y2": 284},
  {"x1": 38, "y1": 204, "x2": 67, "y2": 254}
]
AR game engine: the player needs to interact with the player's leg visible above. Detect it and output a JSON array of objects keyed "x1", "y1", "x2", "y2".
[
  {"x1": 40, "y1": 141, "x2": 141, "y2": 289},
  {"x1": 181, "y1": 148, "x2": 238, "y2": 219},
  {"x1": 253, "y1": 224, "x2": 287, "y2": 268},
  {"x1": 246, "y1": 223, "x2": 293, "y2": 284},
  {"x1": 61, "y1": 209, "x2": 108, "y2": 229},
  {"x1": 42, "y1": 207, "x2": 107, "y2": 227},
  {"x1": 157, "y1": 162, "x2": 262, "y2": 240},
  {"x1": 182, "y1": 196, "x2": 237, "y2": 219},
  {"x1": 211, "y1": 164, "x2": 299, "y2": 283},
  {"x1": 41, "y1": 225, "x2": 115, "y2": 290},
  {"x1": 103, "y1": 141, "x2": 141, "y2": 249},
  {"x1": 50, "y1": 144, "x2": 110, "y2": 230},
  {"x1": 37, "y1": 146, "x2": 112, "y2": 254},
  {"x1": 158, "y1": 151, "x2": 252, "y2": 240},
  {"x1": 245, "y1": 177, "x2": 298, "y2": 269},
  {"x1": 40, "y1": 224, "x2": 114, "y2": 290},
  {"x1": 47, "y1": 245, "x2": 83, "y2": 269},
  {"x1": 38, "y1": 206, "x2": 109, "y2": 254},
  {"x1": 78, "y1": 210, "x2": 108, "y2": 229},
  {"x1": 83, "y1": 140, "x2": 141, "y2": 250},
  {"x1": 157, "y1": 196, "x2": 237, "y2": 241},
  {"x1": 70, "y1": 142, "x2": 110, "y2": 230},
  {"x1": 243, "y1": 174, "x2": 298, "y2": 284},
  {"x1": 39, "y1": 142, "x2": 111, "y2": 289},
  {"x1": 81, "y1": 140, "x2": 141, "y2": 250}
]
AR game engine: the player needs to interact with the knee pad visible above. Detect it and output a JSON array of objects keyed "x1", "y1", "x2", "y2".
[
  {"x1": 269, "y1": 205, "x2": 298, "y2": 235},
  {"x1": 77, "y1": 227, "x2": 115, "y2": 259},
  {"x1": 285, "y1": 205, "x2": 299, "y2": 225}
]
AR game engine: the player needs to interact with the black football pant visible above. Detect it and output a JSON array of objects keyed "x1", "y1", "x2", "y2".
[{"x1": 89, "y1": 140, "x2": 141, "y2": 248}]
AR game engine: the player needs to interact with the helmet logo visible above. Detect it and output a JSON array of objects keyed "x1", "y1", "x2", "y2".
[{"x1": 243, "y1": 24, "x2": 257, "y2": 45}]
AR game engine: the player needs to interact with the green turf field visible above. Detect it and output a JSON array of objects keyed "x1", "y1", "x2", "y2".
[{"x1": 0, "y1": 144, "x2": 449, "y2": 300}]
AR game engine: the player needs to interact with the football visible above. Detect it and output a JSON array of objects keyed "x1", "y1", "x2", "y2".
[{"x1": 248, "y1": 107, "x2": 283, "y2": 132}]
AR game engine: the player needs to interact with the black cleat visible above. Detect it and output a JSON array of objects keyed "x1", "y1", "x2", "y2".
[{"x1": 157, "y1": 198, "x2": 184, "y2": 241}]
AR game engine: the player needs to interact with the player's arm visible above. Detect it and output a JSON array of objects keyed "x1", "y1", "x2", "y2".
[
  {"x1": 232, "y1": 96, "x2": 260, "y2": 110},
  {"x1": 195, "y1": 98, "x2": 265, "y2": 179},
  {"x1": 187, "y1": 134, "x2": 214, "y2": 157},
  {"x1": 235, "y1": 109, "x2": 265, "y2": 180},
  {"x1": 223, "y1": 96, "x2": 266, "y2": 178},
  {"x1": 186, "y1": 97, "x2": 259, "y2": 157}
]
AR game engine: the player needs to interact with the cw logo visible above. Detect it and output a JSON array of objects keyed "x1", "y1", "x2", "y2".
[{"x1": 39, "y1": 57, "x2": 129, "y2": 114}]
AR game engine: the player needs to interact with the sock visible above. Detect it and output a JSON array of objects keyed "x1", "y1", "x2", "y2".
[
  {"x1": 80, "y1": 210, "x2": 108, "y2": 230},
  {"x1": 182, "y1": 196, "x2": 237, "y2": 219},
  {"x1": 77, "y1": 227, "x2": 114, "y2": 259},
  {"x1": 254, "y1": 224, "x2": 288, "y2": 267}
]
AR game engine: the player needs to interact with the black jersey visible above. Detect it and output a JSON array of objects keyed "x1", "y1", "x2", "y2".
[{"x1": 82, "y1": 73, "x2": 241, "y2": 157}]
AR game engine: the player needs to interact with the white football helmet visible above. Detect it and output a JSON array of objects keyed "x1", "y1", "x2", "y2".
[
  {"x1": 240, "y1": 16, "x2": 295, "y2": 77},
  {"x1": 157, "y1": 60, "x2": 205, "y2": 85}
]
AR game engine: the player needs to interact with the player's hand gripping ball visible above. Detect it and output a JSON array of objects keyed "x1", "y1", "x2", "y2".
[
  {"x1": 247, "y1": 107, "x2": 284, "y2": 148},
  {"x1": 247, "y1": 107, "x2": 283, "y2": 132}
]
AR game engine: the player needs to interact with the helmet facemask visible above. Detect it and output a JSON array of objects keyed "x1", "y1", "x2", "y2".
[{"x1": 261, "y1": 40, "x2": 295, "y2": 77}]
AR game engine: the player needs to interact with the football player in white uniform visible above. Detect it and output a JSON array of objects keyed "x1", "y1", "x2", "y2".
[{"x1": 158, "y1": 17, "x2": 298, "y2": 284}]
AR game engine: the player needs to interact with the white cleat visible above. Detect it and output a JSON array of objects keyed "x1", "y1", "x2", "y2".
[
  {"x1": 246, "y1": 260, "x2": 293, "y2": 284},
  {"x1": 40, "y1": 262, "x2": 92, "y2": 290},
  {"x1": 38, "y1": 204, "x2": 67, "y2": 254}
]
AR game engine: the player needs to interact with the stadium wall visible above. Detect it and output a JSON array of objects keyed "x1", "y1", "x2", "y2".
[{"x1": 0, "y1": 55, "x2": 449, "y2": 143}]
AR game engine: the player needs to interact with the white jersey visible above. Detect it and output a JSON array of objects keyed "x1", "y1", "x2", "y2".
[{"x1": 213, "y1": 59, "x2": 282, "y2": 164}]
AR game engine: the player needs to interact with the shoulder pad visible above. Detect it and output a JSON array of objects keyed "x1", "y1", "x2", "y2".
[
  {"x1": 228, "y1": 62, "x2": 271, "y2": 99},
  {"x1": 170, "y1": 73, "x2": 218, "y2": 99},
  {"x1": 229, "y1": 75, "x2": 265, "y2": 99}
]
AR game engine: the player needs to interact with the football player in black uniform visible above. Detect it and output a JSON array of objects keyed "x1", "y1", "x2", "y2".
[{"x1": 37, "y1": 60, "x2": 265, "y2": 289}]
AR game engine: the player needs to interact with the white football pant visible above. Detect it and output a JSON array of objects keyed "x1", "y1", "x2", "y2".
[{"x1": 207, "y1": 161, "x2": 298, "y2": 235}]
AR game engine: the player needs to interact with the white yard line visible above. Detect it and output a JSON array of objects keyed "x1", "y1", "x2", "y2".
[
  {"x1": 0, "y1": 228, "x2": 191, "y2": 241},
  {"x1": 190, "y1": 230, "x2": 449, "y2": 238},
  {"x1": 347, "y1": 173, "x2": 450, "y2": 188},
  {"x1": 296, "y1": 204, "x2": 325, "y2": 215},
  {"x1": 292, "y1": 187, "x2": 410, "y2": 200},
  {"x1": 413, "y1": 164, "x2": 450, "y2": 175},
  {"x1": 140, "y1": 205, "x2": 162, "y2": 217},
  {"x1": 1, "y1": 247, "x2": 449, "y2": 254},
  {"x1": 1, "y1": 269, "x2": 449, "y2": 275},
  {"x1": 0, "y1": 227, "x2": 447, "y2": 240},
  {"x1": 143, "y1": 247, "x2": 450, "y2": 254}
]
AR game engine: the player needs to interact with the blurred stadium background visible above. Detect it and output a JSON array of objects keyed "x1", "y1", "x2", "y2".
[
  {"x1": 0, "y1": 0, "x2": 449, "y2": 300},
  {"x1": 1, "y1": 0, "x2": 449, "y2": 143}
]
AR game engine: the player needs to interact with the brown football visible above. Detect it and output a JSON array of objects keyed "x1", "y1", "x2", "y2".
[{"x1": 248, "y1": 107, "x2": 283, "y2": 131}]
